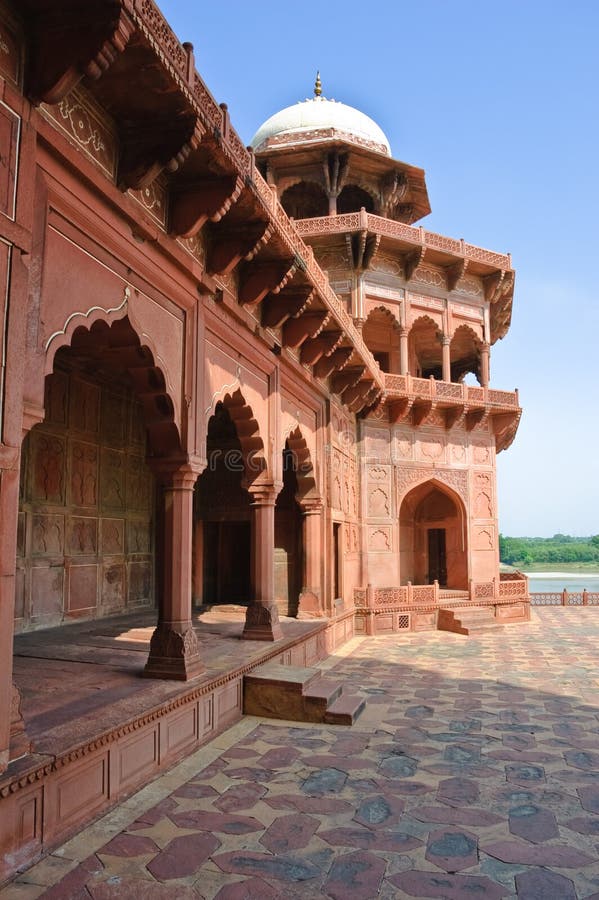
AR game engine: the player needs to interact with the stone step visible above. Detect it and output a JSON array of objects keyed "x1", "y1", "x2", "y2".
[
  {"x1": 324, "y1": 693, "x2": 366, "y2": 726},
  {"x1": 243, "y1": 664, "x2": 363, "y2": 726},
  {"x1": 438, "y1": 607, "x2": 505, "y2": 636},
  {"x1": 304, "y1": 677, "x2": 343, "y2": 711}
]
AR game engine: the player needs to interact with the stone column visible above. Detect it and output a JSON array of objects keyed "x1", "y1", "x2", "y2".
[
  {"x1": 298, "y1": 500, "x2": 324, "y2": 618},
  {"x1": 442, "y1": 335, "x2": 451, "y2": 383},
  {"x1": 144, "y1": 464, "x2": 205, "y2": 680},
  {"x1": 399, "y1": 326, "x2": 409, "y2": 375},
  {"x1": 192, "y1": 519, "x2": 203, "y2": 609},
  {"x1": 328, "y1": 194, "x2": 337, "y2": 216},
  {"x1": 480, "y1": 343, "x2": 490, "y2": 388},
  {"x1": 0, "y1": 456, "x2": 29, "y2": 770},
  {"x1": 243, "y1": 486, "x2": 283, "y2": 641}
]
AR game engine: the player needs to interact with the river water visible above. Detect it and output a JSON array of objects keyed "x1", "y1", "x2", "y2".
[{"x1": 523, "y1": 571, "x2": 599, "y2": 593}]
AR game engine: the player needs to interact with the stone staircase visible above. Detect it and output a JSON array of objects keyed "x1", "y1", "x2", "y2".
[
  {"x1": 438, "y1": 606, "x2": 506, "y2": 635},
  {"x1": 243, "y1": 663, "x2": 365, "y2": 725}
]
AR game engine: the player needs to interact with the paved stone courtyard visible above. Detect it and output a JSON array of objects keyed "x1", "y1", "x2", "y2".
[{"x1": 6, "y1": 608, "x2": 599, "y2": 899}]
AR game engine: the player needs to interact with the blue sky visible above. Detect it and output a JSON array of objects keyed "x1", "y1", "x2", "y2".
[{"x1": 159, "y1": 0, "x2": 599, "y2": 537}]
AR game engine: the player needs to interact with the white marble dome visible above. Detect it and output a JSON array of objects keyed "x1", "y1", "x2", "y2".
[{"x1": 251, "y1": 94, "x2": 391, "y2": 156}]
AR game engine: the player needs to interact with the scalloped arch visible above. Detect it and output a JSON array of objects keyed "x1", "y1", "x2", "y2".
[
  {"x1": 47, "y1": 315, "x2": 183, "y2": 458},
  {"x1": 398, "y1": 473, "x2": 468, "y2": 510},
  {"x1": 285, "y1": 425, "x2": 319, "y2": 502},
  {"x1": 209, "y1": 388, "x2": 267, "y2": 483}
]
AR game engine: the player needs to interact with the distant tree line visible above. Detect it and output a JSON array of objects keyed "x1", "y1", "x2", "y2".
[{"x1": 500, "y1": 534, "x2": 599, "y2": 566}]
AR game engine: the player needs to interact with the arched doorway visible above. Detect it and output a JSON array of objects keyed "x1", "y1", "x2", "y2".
[
  {"x1": 16, "y1": 316, "x2": 181, "y2": 632},
  {"x1": 193, "y1": 401, "x2": 252, "y2": 607},
  {"x1": 362, "y1": 307, "x2": 401, "y2": 373},
  {"x1": 399, "y1": 481, "x2": 468, "y2": 589},
  {"x1": 408, "y1": 316, "x2": 442, "y2": 379},
  {"x1": 274, "y1": 445, "x2": 303, "y2": 616}
]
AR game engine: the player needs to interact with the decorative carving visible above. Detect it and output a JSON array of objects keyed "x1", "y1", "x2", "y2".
[
  {"x1": 68, "y1": 517, "x2": 97, "y2": 554},
  {"x1": 419, "y1": 437, "x2": 445, "y2": 460},
  {"x1": 412, "y1": 267, "x2": 445, "y2": 288},
  {"x1": 472, "y1": 443, "x2": 491, "y2": 465},
  {"x1": 396, "y1": 466, "x2": 468, "y2": 503},
  {"x1": 368, "y1": 466, "x2": 388, "y2": 481},
  {"x1": 475, "y1": 527, "x2": 494, "y2": 550},
  {"x1": 31, "y1": 434, "x2": 65, "y2": 503},
  {"x1": 242, "y1": 602, "x2": 283, "y2": 641},
  {"x1": 475, "y1": 491, "x2": 493, "y2": 518},
  {"x1": 369, "y1": 527, "x2": 391, "y2": 551},
  {"x1": 129, "y1": 179, "x2": 168, "y2": 227},
  {"x1": 42, "y1": 89, "x2": 116, "y2": 178},
  {"x1": 368, "y1": 487, "x2": 389, "y2": 517},
  {"x1": 32, "y1": 515, "x2": 63, "y2": 555},
  {"x1": 70, "y1": 442, "x2": 98, "y2": 507}
]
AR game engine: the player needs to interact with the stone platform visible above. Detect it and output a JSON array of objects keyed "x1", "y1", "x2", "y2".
[
  {"x1": 6, "y1": 607, "x2": 599, "y2": 899},
  {"x1": 0, "y1": 607, "x2": 355, "y2": 883}
]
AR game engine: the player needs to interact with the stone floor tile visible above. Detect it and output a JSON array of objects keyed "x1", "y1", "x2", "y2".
[
  {"x1": 425, "y1": 826, "x2": 479, "y2": 872},
  {"x1": 323, "y1": 849, "x2": 386, "y2": 900},
  {"x1": 515, "y1": 867, "x2": 576, "y2": 899},
  {"x1": 388, "y1": 869, "x2": 508, "y2": 899}
]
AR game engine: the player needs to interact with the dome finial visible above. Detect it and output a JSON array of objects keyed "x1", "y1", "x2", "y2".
[{"x1": 314, "y1": 71, "x2": 322, "y2": 97}]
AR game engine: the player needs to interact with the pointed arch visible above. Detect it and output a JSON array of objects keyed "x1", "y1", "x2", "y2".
[
  {"x1": 214, "y1": 388, "x2": 267, "y2": 484},
  {"x1": 280, "y1": 181, "x2": 328, "y2": 219},
  {"x1": 284, "y1": 425, "x2": 319, "y2": 503},
  {"x1": 399, "y1": 478, "x2": 468, "y2": 589},
  {"x1": 363, "y1": 306, "x2": 401, "y2": 374},
  {"x1": 337, "y1": 183, "x2": 376, "y2": 214},
  {"x1": 408, "y1": 315, "x2": 443, "y2": 379},
  {"x1": 450, "y1": 323, "x2": 483, "y2": 384}
]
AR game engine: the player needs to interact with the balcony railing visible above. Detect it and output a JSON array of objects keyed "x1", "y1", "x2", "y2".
[{"x1": 384, "y1": 373, "x2": 519, "y2": 409}]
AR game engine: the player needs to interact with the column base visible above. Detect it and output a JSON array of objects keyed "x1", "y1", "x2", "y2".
[
  {"x1": 143, "y1": 623, "x2": 205, "y2": 681},
  {"x1": 9, "y1": 683, "x2": 31, "y2": 764},
  {"x1": 242, "y1": 602, "x2": 283, "y2": 641},
  {"x1": 297, "y1": 590, "x2": 324, "y2": 619}
]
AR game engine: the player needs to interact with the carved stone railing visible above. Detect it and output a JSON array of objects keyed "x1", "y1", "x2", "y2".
[
  {"x1": 384, "y1": 373, "x2": 519, "y2": 409},
  {"x1": 355, "y1": 576, "x2": 529, "y2": 610},
  {"x1": 530, "y1": 591, "x2": 599, "y2": 606},
  {"x1": 296, "y1": 213, "x2": 512, "y2": 272}
]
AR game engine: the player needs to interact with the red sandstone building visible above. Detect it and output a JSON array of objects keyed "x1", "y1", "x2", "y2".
[{"x1": 0, "y1": 0, "x2": 527, "y2": 880}]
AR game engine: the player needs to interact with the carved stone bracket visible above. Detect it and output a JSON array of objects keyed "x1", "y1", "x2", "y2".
[
  {"x1": 300, "y1": 331, "x2": 344, "y2": 366},
  {"x1": 238, "y1": 259, "x2": 298, "y2": 307},
  {"x1": 313, "y1": 346, "x2": 353, "y2": 379},
  {"x1": 207, "y1": 221, "x2": 272, "y2": 275},
  {"x1": 446, "y1": 258, "x2": 469, "y2": 293},
  {"x1": 332, "y1": 366, "x2": 366, "y2": 396},
  {"x1": 170, "y1": 174, "x2": 243, "y2": 237},
  {"x1": 261, "y1": 287, "x2": 314, "y2": 329},
  {"x1": 412, "y1": 399, "x2": 434, "y2": 426},
  {"x1": 404, "y1": 245, "x2": 427, "y2": 281},
  {"x1": 26, "y1": 1, "x2": 136, "y2": 105},
  {"x1": 283, "y1": 311, "x2": 330, "y2": 349},
  {"x1": 445, "y1": 403, "x2": 467, "y2": 430}
]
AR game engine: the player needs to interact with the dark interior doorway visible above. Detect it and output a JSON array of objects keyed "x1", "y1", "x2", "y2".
[
  {"x1": 428, "y1": 528, "x2": 447, "y2": 586},
  {"x1": 194, "y1": 402, "x2": 252, "y2": 606}
]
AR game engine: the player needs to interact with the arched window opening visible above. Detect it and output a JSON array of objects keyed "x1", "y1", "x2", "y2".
[
  {"x1": 450, "y1": 325, "x2": 482, "y2": 385},
  {"x1": 281, "y1": 181, "x2": 328, "y2": 219},
  {"x1": 337, "y1": 184, "x2": 375, "y2": 214},
  {"x1": 408, "y1": 317, "x2": 442, "y2": 379},
  {"x1": 362, "y1": 308, "x2": 401, "y2": 374}
]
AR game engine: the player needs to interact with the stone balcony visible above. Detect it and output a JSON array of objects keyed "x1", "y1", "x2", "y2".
[{"x1": 382, "y1": 373, "x2": 521, "y2": 450}]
